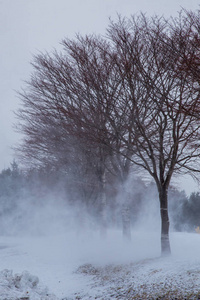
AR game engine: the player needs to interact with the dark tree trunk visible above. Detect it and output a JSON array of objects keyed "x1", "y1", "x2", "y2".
[{"x1": 159, "y1": 187, "x2": 171, "y2": 255}]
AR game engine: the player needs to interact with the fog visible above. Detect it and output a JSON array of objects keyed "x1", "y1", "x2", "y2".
[
  {"x1": 0, "y1": 169, "x2": 200, "y2": 298},
  {"x1": 0, "y1": 195, "x2": 161, "y2": 269},
  {"x1": 0, "y1": 173, "x2": 174, "y2": 265},
  {"x1": 0, "y1": 159, "x2": 197, "y2": 266},
  {"x1": 1, "y1": 2, "x2": 200, "y2": 298}
]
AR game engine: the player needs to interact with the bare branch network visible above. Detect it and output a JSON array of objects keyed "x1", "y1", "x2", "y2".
[{"x1": 15, "y1": 9, "x2": 200, "y2": 255}]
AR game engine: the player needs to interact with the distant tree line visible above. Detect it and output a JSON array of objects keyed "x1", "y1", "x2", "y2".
[
  {"x1": 0, "y1": 161, "x2": 145, "y2": 234},
  {"x1": 15, "y1": 9, "x2": 200, "y2": 255},
  {"x1": 0, "y1": 161, "x2": 199, "y2": 236}
]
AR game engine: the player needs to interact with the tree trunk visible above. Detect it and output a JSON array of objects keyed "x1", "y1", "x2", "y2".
[
  {"x1": 100, "y1": 191, "x2": 107, "y2": 238},
  {"x1": 99, "y1": 171, "x2": 107, "y2": 238},
  {"x1": 121, "y1": 184, "x2": 131, "y2": 241},
  {"x1": 159, "y1": 187, "x2": 171, "y2": 256},
  {"x1": 122, "y1": 204, "x2": 131, "y2": 241}
]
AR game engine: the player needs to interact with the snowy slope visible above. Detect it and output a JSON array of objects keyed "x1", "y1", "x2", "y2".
[{"x1": 0, "y1": 230, "x2": 200, "y2": 299}]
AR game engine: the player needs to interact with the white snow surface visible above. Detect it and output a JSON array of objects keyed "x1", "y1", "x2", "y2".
[{"x1": 0, "y1": 230, "x2": 200, "y2": 299}]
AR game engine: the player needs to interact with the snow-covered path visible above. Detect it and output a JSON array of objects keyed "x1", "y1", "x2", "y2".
[{"x1": 0, "y1": 230, "x2": 200, "y2": 299}]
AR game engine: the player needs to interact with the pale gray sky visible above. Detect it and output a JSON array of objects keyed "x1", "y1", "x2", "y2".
[{"x1": 0, "y1": 0, "x2": 199, "y2": 194}]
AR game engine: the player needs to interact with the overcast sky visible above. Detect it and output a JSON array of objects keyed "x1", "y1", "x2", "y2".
[{"x1": 0, "y1": 0, "x2": 199, "y2": 194}]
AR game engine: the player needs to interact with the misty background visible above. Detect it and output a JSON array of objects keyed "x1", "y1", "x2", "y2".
[
  {"x1": 0, "y1": 161, "x2": 198, "y2": 238},
  {"x1": 0, "y1": 0, "x2": 200, "y2": 240},
  {"x1": 1, "y1": 4, "x2": 200, "y2": 299}
]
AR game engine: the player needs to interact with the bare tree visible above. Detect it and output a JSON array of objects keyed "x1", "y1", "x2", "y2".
[
  {"x1": 108, "y1": 13, "x2": 200, "y2": 255},
  {"x1": 16, "y1": 35, "x2": 134, "y2": 237},
  {"x1": 16, "y1": 10, "x2": 200, "y2": 254}
]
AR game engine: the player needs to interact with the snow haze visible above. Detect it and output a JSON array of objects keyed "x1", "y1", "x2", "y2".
[
  {"x1": 0, "y1": 230, "x2": 200, "y2": 299},
  {"x1": 1, "y1": 2, "x2": 200, "y2": 298},
  {"x1": 0, "y1": 172, "x2": 199, "y2": 298}
]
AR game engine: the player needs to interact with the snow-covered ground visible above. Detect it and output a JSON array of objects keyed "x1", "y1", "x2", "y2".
[{"x1": 0, "y1": 229, "x2": 200, "y2": 299}]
